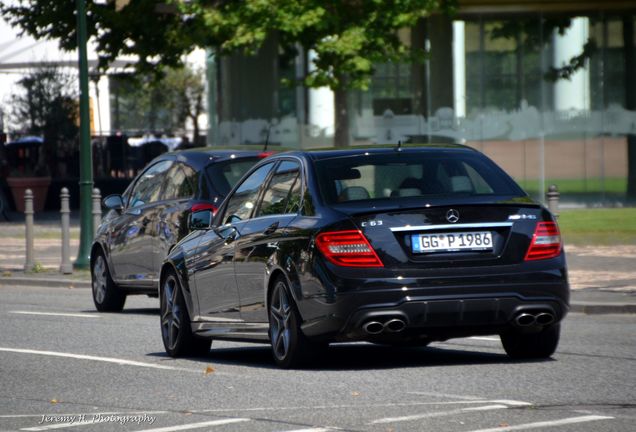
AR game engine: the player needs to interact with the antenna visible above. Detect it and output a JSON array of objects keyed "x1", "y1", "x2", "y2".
[{"x1": 263, "y1": 124, "x2": 271, "y2": 152}]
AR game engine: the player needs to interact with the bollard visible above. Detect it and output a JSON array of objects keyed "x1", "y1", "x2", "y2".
[
  {"x1": 24, "y1": 189, "x2": 35, "y2": 271},
  {"x1": 92, "y1": 188, "x2": 102, "y2": 237},
  {"x1": 60, "y1": 188, "x2": 72, "y2": 274},
  {"x1": 547, "y1": 184, "x2": 560, "y2": 218}
]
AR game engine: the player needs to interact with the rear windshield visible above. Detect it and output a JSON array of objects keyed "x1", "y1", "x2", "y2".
[
  {"x1": 314, "y1": 151, "x2": 525, "y2": 205},
  {"x1": 205, "y1": 157, "x2": 260, "y2": 196}
]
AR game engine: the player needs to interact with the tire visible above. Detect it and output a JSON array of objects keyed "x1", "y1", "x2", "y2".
[
  {"x1": 91, "y1": 251, "x2": 126, "y2": 312},
  {"x1": 268, "y1": 277, "x2": 321, "y2": 368},
  {"x1": 160, "y1": 269, "x2": 211, "y2": 357},
  {"x1": 500, "y1": 323, "x2": 560, "y2": 359}
]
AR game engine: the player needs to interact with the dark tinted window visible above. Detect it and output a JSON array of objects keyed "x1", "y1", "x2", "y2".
[
  {"x1": 162, "y1": 163, "x2": 195, "y2": 200},
  {"x1": 314, "y1": 152, "x2": 524, "y2": 205},
  {"x1": 205, "y1": 157, "x2": 261, "y2": 196},
  {"x1": 129, "y1": 160, "x2": 172, "y2": 207},
  {"x1": 222, "y1": 163, "x2": 274, "y2": 223},
  {"x1": 255, "y1": 160, "x2": 302, "y2": 217}
]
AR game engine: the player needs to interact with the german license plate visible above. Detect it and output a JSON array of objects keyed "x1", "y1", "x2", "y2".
[{"x1": 411, "y1": 231, "x2": 493, "y2": 253}]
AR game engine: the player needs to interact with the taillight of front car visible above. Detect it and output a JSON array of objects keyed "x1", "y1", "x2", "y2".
[
  {"x1": 525, "y1": 221, "x2": 562, "y2": 261},
  {"x1": 191, "y1": 202, "x2": 217, "y2": 215},
  {"x1": 315, "y1": 230, "x2": 383, "y2": 267}
]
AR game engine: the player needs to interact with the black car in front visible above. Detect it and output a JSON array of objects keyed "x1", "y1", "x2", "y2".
[{"x1": 160, "y1": 146, "x2": 569, "y2": 367}]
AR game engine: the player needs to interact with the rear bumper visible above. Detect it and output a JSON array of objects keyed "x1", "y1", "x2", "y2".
[{"x1": 298, "y1": 261, "x2": 569, "y2": 341}]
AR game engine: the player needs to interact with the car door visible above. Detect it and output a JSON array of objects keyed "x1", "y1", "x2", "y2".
[
  {"x1": 234, "y1": 160, "x2": 303, "y2": 323},
  {"x1": 192, "y1": 162, "x2": 275, "y2": 321},
  {"x1": 108, "y1": 160, "x2": 172, "y2": 285}
]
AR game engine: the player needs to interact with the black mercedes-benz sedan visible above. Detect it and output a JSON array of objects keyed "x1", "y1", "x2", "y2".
[
  {"x1": 160, "y1": 145, "x2": 569, "y2": 368},
  {"x1": 90, "y1": 149, "x2": 270, "y2": 312}
]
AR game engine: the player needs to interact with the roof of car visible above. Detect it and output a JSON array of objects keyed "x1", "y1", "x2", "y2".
[
  {"x1": 153, "y1": 147, "x2": 267, "y2": 170},
  {"x1": 271, "y1": 143, "x2": 477, "y2": 161}
]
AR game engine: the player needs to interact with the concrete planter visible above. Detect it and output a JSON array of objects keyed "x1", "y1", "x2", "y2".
[{"x1": 6, "y1": 176, "x2": 52, "y2": 213}]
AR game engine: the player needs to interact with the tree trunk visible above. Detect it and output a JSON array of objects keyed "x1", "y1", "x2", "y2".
[
  {"x1": 623, "y1": 16, "x2": 636, "y2": 202},
  {"x1": 333, "y1": 85, "x2": 350, "y2": 148}
]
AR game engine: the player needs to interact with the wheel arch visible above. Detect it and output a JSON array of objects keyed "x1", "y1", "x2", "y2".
[{"x1": 160, "y1": 260, "x2": 197, "y2": 321}]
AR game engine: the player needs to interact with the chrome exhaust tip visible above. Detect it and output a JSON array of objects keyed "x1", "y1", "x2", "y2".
[
  {"x1": 515, "y1": 313, "x2": 536, "y2": 327},
  {"x1": 535, "y1": 312, "x2": 555, "y2": 325},
  {"x1": 385, "y1": 318, "x2": 406, "y2": 333},
  {"x1": 363, "y1": 321, "x2": 384, "y2": 335}
]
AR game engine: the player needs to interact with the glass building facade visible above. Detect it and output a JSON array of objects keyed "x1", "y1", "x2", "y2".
[{"x1": 209, "y1": 2, "x2": 636, "y2": 206}]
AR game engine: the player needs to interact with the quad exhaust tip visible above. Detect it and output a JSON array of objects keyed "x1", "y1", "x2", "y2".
[
  {"x1": 363, "y1": 321, "x2": 385, "y2": 335},
  {"x1": 362, "y1": 318, "x2": 407, "y2": 334},
  {"x1": 514, "y1": 311, "x2": 555, "y2": 327}
]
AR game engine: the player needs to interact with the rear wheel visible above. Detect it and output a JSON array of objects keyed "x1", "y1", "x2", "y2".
[
  {"x1": 500, "y1": 324, "x2": 560, "y2": 359},
  {"x1": 160, "y1": 269, "x2": 211, "y2": 357},
  {"x1": 268, "y1": 277, "x2": 322, "y2": 368},
  {"x1": 91, "y1": 252, "x2": 126, "y2": 312}
]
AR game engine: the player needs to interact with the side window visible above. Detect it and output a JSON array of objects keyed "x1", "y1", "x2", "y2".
[
  {"x1": 222, "y1": 163, "x2": 274, "y2": 223},
  {"x1": 129, "y1": 160, "x2": 173, "y2": 208},
  {"x1": 256, "y1": 161, "x2": 302, "y2": 217},
  {"x1": 163, "y1": 163, "x2": 195, "y2": 200}
]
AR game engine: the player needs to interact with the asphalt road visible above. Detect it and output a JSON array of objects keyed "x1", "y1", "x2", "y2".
[{"x1": 0, "y1": 285, "x2": 634, "y2": 432}]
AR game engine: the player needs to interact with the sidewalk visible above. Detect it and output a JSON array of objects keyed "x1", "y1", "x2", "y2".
[{"x1": 1, "y1": 214, "x2": 635, "y2": 314}]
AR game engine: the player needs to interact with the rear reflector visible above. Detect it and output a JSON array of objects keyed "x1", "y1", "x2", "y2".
[
  {"x1": 525, "y1": 222, "x2": 562, "y2": 261},
  {"x1": 315, "y1": 230, "x2": 383, "y2": 267}
]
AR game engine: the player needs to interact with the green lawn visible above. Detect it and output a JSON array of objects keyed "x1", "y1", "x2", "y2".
[
  {"x1": 517, "y1": 178, "x2": 627, "y2": 195},
  {"x1": 558, "y1": 208, "x2": 636, "y2": 245}
]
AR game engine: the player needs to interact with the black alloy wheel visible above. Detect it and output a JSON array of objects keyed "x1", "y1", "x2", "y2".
[
  {"x1": 268, "y1": 277, "x2": 320, "y2": 368},
  {"x1": 91, "y1": 251, "x2": 126, "y2": 312},
  {"x1": 160, "y1": 269, "x2": 211, "y2": 357}
]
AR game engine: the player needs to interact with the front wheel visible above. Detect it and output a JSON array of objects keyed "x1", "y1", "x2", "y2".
[
  {"x1": 160, "y1": 270, "x2": 211, "y2": 357},
  {"x1": 91, "y1": 252, "x2": 126, "y2": 312},
  {"x1": 500, "y1": 323, "x2": 560, "y2": 359}
]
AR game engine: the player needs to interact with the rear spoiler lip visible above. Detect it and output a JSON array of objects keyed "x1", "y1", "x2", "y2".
[{"x1": 332, "y1": 197, "x2": 540, "y2": 217}]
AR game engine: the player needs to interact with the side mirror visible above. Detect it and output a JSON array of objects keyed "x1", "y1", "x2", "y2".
[
  {"x1": 189, "y1": 209, "x2": 213, "y2": 230},
  {"x1": 103, "y1": 194, "x2": 124, "y2": 211}
]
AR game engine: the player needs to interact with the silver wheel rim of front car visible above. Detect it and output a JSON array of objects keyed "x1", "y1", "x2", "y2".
[
  {"x1": 161, "y1": 276, "x2": 181, "y2": 351},
  {"x1": 92, "y1": 255, "x2": 107, "y2": 304},
  {"x1": 269, "y1": 282, "x2": 292, "y2": 360}
]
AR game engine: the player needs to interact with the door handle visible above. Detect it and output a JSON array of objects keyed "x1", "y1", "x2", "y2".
[{"x1": 263, "y1": 221, "x2": 279, "y2": 235}]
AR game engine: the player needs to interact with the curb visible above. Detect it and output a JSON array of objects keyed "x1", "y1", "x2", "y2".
[
  {"x1": 0, "y1": 277, "x2": 91, "y2": 289},
  {"x1": 570, "y1": 302, "x2": 636, "y2": 315}
]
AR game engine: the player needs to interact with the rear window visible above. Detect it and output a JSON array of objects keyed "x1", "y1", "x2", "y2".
[
  {"x1": 205, "y1": 157, "x2": 260, "y2": 196},
  {"x1": 314, "y1": 151, "x2": 525, "y2": 205}
]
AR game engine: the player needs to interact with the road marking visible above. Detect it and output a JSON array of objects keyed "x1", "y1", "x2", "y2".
[
  {"x1": 132, "y1": 418, "x2": 250, "y2": 432},
  {"x1": 277, "y1": 428, "x2": 338, "y2": 432},
  {"x1": 468, "y1": 336, "x2": 500, "y2": 341},
  {"x1": 370, "y1": 404, "x2": 508, "y2": 424},
  {"x1": 0, "y1": 348, "x2": 200, "y2": 373},
  {"x1": 9, "y1": 311, "x2": 100, "y2": 319},
  {"x1": 407, "y1": 391, "x2": 485, "y2": 400},
  {"x1": 462, "y1": 415, "x2": 614, "y2": 432},
  {"x1": 22, "y1": 419, "x2": 106, "y2": 431}
]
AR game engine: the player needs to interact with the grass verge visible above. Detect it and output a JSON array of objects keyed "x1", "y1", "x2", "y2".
[{"x1": 558, "y1": 208, "x2": 636, "y2": 245}]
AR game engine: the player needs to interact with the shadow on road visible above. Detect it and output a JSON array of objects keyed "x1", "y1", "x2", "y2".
[{"x1": 147, "y1": 342, "x2": 552, "y2": 371}]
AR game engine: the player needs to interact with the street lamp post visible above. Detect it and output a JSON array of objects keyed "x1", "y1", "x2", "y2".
[{"x1": 74, "y1": 0, "x2": 94, "y2": 269}]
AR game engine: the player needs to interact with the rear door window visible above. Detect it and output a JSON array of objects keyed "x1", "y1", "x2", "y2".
[
  {"x1": 128, "y1": 160, "x2": 173, "y2": 208},
  {"x1": 255, "y1": 160, "x2": 302, "y2": 217},
  {"x1": 162, "y1": 163, "x2": 195, "y2": 200}
]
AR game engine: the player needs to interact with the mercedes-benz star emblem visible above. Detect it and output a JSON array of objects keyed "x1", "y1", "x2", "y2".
[{"x1": 446, "y1": 209, "x2": 460, "y2": 223}]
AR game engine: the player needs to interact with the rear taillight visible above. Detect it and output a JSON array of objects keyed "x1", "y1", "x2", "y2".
[
  {"x1": 191, "y1": 203, "x2": 217, "y2": 215},
  {"x1": 315, "y1": 230, "x2": 383, "y2": 267},
  {"x1": 525, "y1": 222, "x2": 562, "y2": 261}
]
